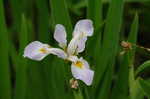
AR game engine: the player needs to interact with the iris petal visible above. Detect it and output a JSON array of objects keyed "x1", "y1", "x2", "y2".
[
  {"x1": 54, "y1": 24, "x2": 67, "y2": 48},
  {"x1": 71, "y1": 57, "x2": 94, "y2": 85},
  {"x1": 23, "y1": 41, "x2": 51, "y2": 61},
  {"x1": 73, "y1": 19, "x2": 94, "y2": 37},
  {"x1": 71, "y1": 64, "x2": 94, "y2": 86},
  {"x1": 48, "y1": 48, "x2": 67, "y2": 59}
]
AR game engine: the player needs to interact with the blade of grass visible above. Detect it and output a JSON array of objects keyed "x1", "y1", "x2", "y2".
[
  {"x1": 87, "y1": 0, "x2": 102, "y2": 29},
  {"x1": 86, "y1": 0, "x2": 103, "y2": 54},
  {"x1": 86, "y1": 0, "x2": 103, "y2": 55},
  {"x1": 49, "y1": 0, "x2": 72, "y2": 39},
  {"x1": 10, "y1": 0, "x2": 22, "y2": 32},
  {"x1": 26, "y1": 61, "x2": 49, "y2": 99},
  {"x1": 49, "y1": 0, "x2": 74, "y2": 99},
  {"x1": 124, "y1": 14, "x2": 143, "y2": 99},
  {"x1": 111, "y1": 13, "x2": 139, "y2": 99},
  {"x1": 94, "y1": 0, "x2": 124, "y2": 93},
  {"x1": 0, "y1": 1, "x2": 12, "y2": 99},
  {"x1": 127, "y1": 14, "x2": 139, "y2": 99},
  {"x1": 138, "y1": 78, "x2": 150, "y2": 98},
  {"x1": 129, "y1": 68, "x2": 144, "y2": 99},
  {"x1": 35, "y1": 1, "x2": 52, "y2": 98},
  {"x1": 73, "y1": 89, "x2": 84, "y2": 99},
  {"x1": 14, "y1": 15, "x2": 28, "y2": 99},
  {"x1": 50, "y1": 58, "x2": 73, "y2": 99},
  {"x1": 102, "y1": 0, "x2": 150, "y2": 3},
  {"x1": 36, "y1": 0, "x2": 50, "y2": 42},
  {"x1": 135, "y1": 60, "x2": 150, "y2": 77},
  {"x1": 128, "y1": 13, "x2": 139, "y2": 58},
  {"x1": 96, "y1": 62, "x2": 113, "y2": 99},
  {"x1": 111, "y1": 55, "x2": 129, "y2": 99},
  {"x1": 86, "y1": 0, "x2": 103, "y2": 97}
]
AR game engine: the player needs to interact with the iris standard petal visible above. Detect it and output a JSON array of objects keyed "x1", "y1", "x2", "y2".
[
  {"x1": 67, "y1": 34, "x2": 79, "y2": 55},
  {"x1": 54, "y1": 24, "x2": 67, "y2": 48},
  {"x1": 73, "y1": 19, "x2": 94, "y2": 37},
  {"x1": 23, "y1": 41, "x2": 51, "y2": 61},
  {"x1": 76, "y1": 37, "x2": 87, "y2": 53}
]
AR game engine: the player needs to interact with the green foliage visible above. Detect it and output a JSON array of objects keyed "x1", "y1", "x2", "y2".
[
  {"x1": 136, "y1": 60, "x2": 150, "y2": 76},
  {"x1": 50, "y1": 0, "x2": 72, "y2": 39},
  {"x1": 127, "y1": 14, "x2": 141, "y2": 99},
  {"x1": 0, "y1": 1, "x2": 11, "y2": 99},
  {"x1": 138, "y1": 78, "x2": 150, "y2": 98},
  {"x1": 0, "y1": 0, "x2": 150, "y2": 99},
  {"x1": 14, "y1": 15, "x2": 28, "y2": 99}
]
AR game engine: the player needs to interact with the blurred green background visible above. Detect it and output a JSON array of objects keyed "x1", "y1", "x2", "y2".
[{"x1": 0, "y1": 0, "x2": 150, "y2": 99}]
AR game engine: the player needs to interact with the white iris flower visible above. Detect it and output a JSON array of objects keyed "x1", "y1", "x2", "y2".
[{"x1": 23, "y1": 19, "x2": 94, "y2": 86}]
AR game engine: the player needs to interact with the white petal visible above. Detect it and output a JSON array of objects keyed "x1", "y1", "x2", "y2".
[
  {"x1": 48, "y1": 48, "x2": 67, "y2": 59},
  {"x1": 67, "y1": 35, "x2": 79, "y2": 55},
  {"x1": 77, "y1": 37, "x2": 87, "y2": 53},
  {"x1": 54, "y1": 24, "x2": 67, "y2": 48},
  {"x1": 23, "y1": 41, "x2": 50, "y2": 61},
  {"x1": 67, "y1": 55, "x2": 78, "y2": 62},
  {"x1": 80, "y1": 57, "x2": 89, "y2": 69},
  {"x1": 71, "y1": 64, "x2": 94, "y2": 86},
  {"x1": 73, "y1": 19, "x2": 94, "y2": 37}
]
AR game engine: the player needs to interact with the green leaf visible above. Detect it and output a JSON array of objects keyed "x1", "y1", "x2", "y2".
[
  {"x1": 111, "y1": 13, "x2": 139, "y2": 99},
  {"x1": 126, "y1": 14, "x2": 142, "y2": 99},
  {"x1": 96, "y1": 64, "x2": 113, "y2": 99},
  {"x1": 26, "y1": 61, "x2": 50, "y2": 99},
  {"x1": 87, "y1": 0, "x2": 102, "y2": 29},
  {"x1": 94, "y1": 0, "x2": 124, "y2": 90},
  {"x1": 102, "y1": 0, "x2": 150, "y2": 3},
  {"x1": 0, "y1": 0, "x2": 12, "y2": 99},
  {"x1": 111, "y1": 55, "x2": 129, "y2": 99},
  {"x1": 10, "y1": 0, "x2": 22, "y2": 32},
  {"x1": 19, "y1": 15, "x2": 29, "y2": 52},
  {"x1": 48, "y1": 1, "x2": 74, "y2": 99},
  {"x1": 36, "y1": 0, "x2": 50, "y2": 42},
  {"x1": 128, "y1": 13, "x2": 139, "y2": 61},
  {"x1": 50, "y1": 0, "x2": 72, "y2": 39},
  {"x1": 129, "y1": 68, "x2": 144, "y2": 99},
  {"x1": 73, "y1": 89, "x2": 84, "y2": 99},
  {"x1": 14, "y1": 15, "x2": 29, "y2": 99},
  {"x1": 135, "y1": 60, "x2": 150, "y2": 77},
  {"x1": 138, "y1": 78, "x2": 150, "y2": 98}
]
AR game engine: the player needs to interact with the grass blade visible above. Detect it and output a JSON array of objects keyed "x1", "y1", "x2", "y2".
[
  {"x1": 36, "y1": 0, "x2": 50, "y2": 42},
  {"x1": 94, "y1": 0, "x2": 124, "y2": 92},
  {"x1": 96, "y1": 64, "x2": 113, "y2": 99},
  {"x1": 135, "y1": 60, "x2": 150, "y2": 77},
  {"x1": 86, "y1": 0, "x2": 103, "y2": 97},
  {"x1": 111, "y1": 13, "x2": 139, "y2": 99},
  {"x1": 87, "y1": 0, "x2": 102, "y2": 29},
  {"x1": 14, "y1": 15, "x2": 28, "y2": 99},
  {"x1": 127, "y1": 14, "x2": 140, "y2": 99},
  {"x1": 138, "y1": 78, "x2": 150, "y2": 98},
  {"x1": 50, "y1": 0, "x2": 72, "y2": 39},
  {"x1": 0, "y1": 1, "x2": 12, "y2": 99},
  {"x1": 49, "y1": 0, "x2": 74, "y2": 99}
]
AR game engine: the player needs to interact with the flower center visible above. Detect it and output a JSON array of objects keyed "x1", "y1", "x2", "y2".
[
  {"x1": 74, "y1": 61, "x2": 83, "y2": 68},
  {"x1": 39, "y1": 48, "x2": 47, "y2": 53}
]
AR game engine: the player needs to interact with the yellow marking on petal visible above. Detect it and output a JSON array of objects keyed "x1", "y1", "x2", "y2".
[
  {"x1": 74, "y1": 61, "x2": 83, "y2": 68},
  {"x1": 39, "y1": 48, "x2": 47, "y2": 54}
]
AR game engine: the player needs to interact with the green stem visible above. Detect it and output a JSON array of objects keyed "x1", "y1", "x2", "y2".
[{"x1": 73, "y1": 89, "x2": 84, "y2": 99}]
